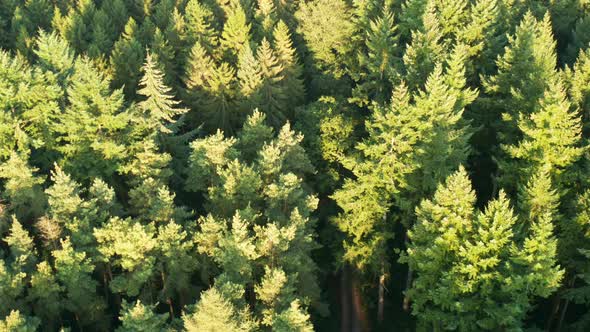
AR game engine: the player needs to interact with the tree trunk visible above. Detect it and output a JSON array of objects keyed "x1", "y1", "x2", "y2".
[
  {"x1": 556, "y1": 298, "x2": 570, "y2": 332},
  {"x1": 556, "y1": 277, "x2": 576, "y2": 331},
  {"x1": 341, "y1": 265, "x2": 351, "y2": 332},
  {"x1": 377, "y1": 262, "x2": 386, "y2": 323},
  {"x1": 403, "y1": 231, "x2": 413, "y2": 312},
  {"x1": 167, "y1": 298, "x2": 175, "y2": 320},
  {"x1": 351, "y1": 270, "x2": 369, "y2": 332}
]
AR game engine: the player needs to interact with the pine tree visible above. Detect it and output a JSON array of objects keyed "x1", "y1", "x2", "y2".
[
  {"x1": 94, "y1": 217, "x2": 157, "y2": 296},
  {"x1": 156, "y1": 220, "x2": 197, "y2": 310},
  {"x1": 52, "y1": 238, "x2": 106, "y2": 328},
  {"x1": 116, "y1": 300, "x2": 169, "y2": 332},
  {"x1": 44, "y1": 165, "x2": 113, "y2": 251},
  {"x1": 0, "y1": 310, "x2": 40, "y2": 332},
  {"x1": 182, "y1": 287, "x2": 257, "y2": 331},
  {"x1": 0, "y1": 152, "x2": 45, "y2": 220},
  {"x1": 187, "y1": 113, "x2": 321, "y2": 317},
  {"x1": 4, "y1": 216, "x2": 37, "y2": 271},
  {"x1": 28, "y1": 261, "x2": 63, "y2": 328},
  {"x1": 0, "y1": 258, "x2": 26, "y2": 318}
]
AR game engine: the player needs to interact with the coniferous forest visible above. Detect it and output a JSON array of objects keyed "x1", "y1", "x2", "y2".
[{"x1": 2, "y1": 0, "x2": 590, "y2": 331}]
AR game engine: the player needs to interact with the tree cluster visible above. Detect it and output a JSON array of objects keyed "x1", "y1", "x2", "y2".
[{"x1": 1, "y1": 0, "x2": 590, "y2": 331}]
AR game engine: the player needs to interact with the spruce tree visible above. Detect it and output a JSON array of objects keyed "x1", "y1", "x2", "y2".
[
  {"x1": 136, "y1": 52, "x2": 188, "y2": 136},
  {"x1": 185, "y1": 0, "x2": 218, "y2": 56},
  {"x1": 256, "y1": 38, "x2": 286, "y2": 127},
  {"x1": 110, "y1": 17, "x2": 144, "y2": 99},
  {"x1": 272, "y1": 21, "x2": 305, "y2": 113},
  {"x1": 237, "y1": 43, "x2": 264, "y2": 111},
  {"x1": 184, "y1": 43, "x2": 238, "y2": 132}
]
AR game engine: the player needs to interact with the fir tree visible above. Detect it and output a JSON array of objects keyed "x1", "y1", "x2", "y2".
[
  {"x1": 502, "y1": 78, "x2": 584, "y2": 193},
  {"x1": 220, "y1": 5, "x2": 251, "y2": 63},
  {"x1": 350, "y1": 8, "x2": 399, "y2": 107},
  {"x1": 483, "y1": 11, "x2": 558, "y2": 147},
  {"x1": 58, "y1": 57, "x2": 130, "y2": 180},
  {"x1": 405, "y1": 167, "x2": 562, "y2": 330}
]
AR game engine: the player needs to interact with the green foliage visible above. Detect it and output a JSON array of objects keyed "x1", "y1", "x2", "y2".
[
  {"x1": 94, "y1": 217, "x2": 157, "y2": 296},
  {"x1": 52, "y1": 238, "x2": 105, "y2": 327},
  {"x1": 0, "y1": 153, "x2": 45, "y2": 219},
  {"x1": 110, "y1": 18, "x2": 144, "y2": 99},
  {"x1": 349, "y1": 7, "x2": 400, "y2": 106},
  {"x1": 295, "y1": 0, "x2": 354, "y2": 81},
  {"x1": 483, "y1": 11, "x2": 558, "y2": 146}
]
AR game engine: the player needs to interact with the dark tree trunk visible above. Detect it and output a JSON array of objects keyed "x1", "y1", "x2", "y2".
[{"x1": 341, "y1": 265, "x2": 351, "y2": 332}]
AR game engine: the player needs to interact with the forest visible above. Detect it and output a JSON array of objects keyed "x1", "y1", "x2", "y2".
[{"x1": 1, "y1": 0, "x2": 590, "y2": 331}]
